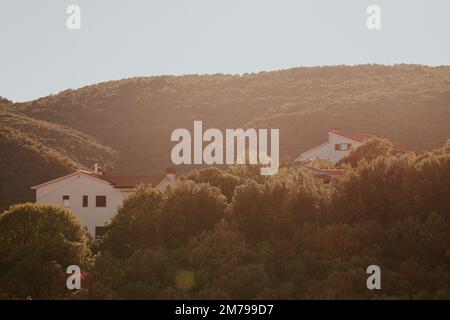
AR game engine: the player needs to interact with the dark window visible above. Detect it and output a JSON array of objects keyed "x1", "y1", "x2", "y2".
[
  {"x1": 95, "y1": 226, "x2": 109, "y2": 238},
  {"x1": 82, "y1": 195, "x2": 88, "y2": 207},
  {"x1": 96, "y1": 195, "x2": 107, "y2": 207},
  {"x1": 62, "y1": 195, "x2": 70, "y2": 208}
]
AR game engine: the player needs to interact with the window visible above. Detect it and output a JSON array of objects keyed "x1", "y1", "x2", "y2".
[
  {"x1": 95, "y1": 195, "x2": 107, "y2": 207},
  {"x1": 95, "y1": 226, "x2": 109, "y2": 238},
  {"x1": 62, "y1": 195, "x2": 70, "y2": 208},
  {"x1": 82, "y1": 195, "x2": 88, "y2": 207},
  {"x1": 335, "y1": 143, "x2": 352, "y2": 151}
]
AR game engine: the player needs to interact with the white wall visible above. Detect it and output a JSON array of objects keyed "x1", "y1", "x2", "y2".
[
  {"x1": 158, "y1": 174, "x2": 176, "y2": 191},
  {"x1": 297, "y1": 132, "x2": 362, "y2": 163},
  {"x1": 35, "y1": 173, "x2": 125, "y2": 237}
]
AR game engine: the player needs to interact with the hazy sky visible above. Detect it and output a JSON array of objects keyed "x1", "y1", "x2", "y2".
[{"x1": 1, "y1": 0, "x2": 449, "y2": 102}]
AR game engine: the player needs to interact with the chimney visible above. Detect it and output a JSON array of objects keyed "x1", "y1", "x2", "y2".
[
  {"x1": 93, "y1": 163, "x2": 105, "y2": 175},
  {"x1": 166, "y1": 166, "x2": 176, "y2": 181}
]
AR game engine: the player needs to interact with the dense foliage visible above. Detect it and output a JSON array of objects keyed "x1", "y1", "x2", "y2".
[
  {"x1": 0, "y1": 203, "x2": 92, "y2": 299},
  {"x1": 0, "y1": 141, "x2": 442, "y2": 299},
  {"x1": 83, "y1": 142, "x2": 449, "y2": 299}
]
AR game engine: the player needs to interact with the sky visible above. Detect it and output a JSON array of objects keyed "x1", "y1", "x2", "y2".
[{"x1": 1, "y1": 0, "x2": 449, "y2": 102}]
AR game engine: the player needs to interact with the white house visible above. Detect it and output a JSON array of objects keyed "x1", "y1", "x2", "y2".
[
  {"x1": 31, "y1": 166, "x2": 176, "y2": 237},
  {"x1": 296, "y1": 128, "x2": 412, "y2": 163}
]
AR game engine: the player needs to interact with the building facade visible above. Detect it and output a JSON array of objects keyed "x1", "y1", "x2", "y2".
[
  {"x1": 32, "y1": 167, "x2": 176, "y2": 237},
  {"x1": 296, "y1": 128, "x2": 412, "y2": 163}
]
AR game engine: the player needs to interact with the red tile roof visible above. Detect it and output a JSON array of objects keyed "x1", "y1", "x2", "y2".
[
  {"x1": 329, "y1": 128, "x2": 418, "y2": 153},
  {"x1": 88, "y1": 173, "x2": 166, "y2": 188},
  {"x1": 329, "y1": 128, "x2": 373, "y2": 143}
]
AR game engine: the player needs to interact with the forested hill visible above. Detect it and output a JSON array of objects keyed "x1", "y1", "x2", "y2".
[
  {"x1": 4, "y1": 64, "x2": 450, "y2": 177},
  {"x1": 0, "y1": 112, "x2": 116, "y2": 210}
]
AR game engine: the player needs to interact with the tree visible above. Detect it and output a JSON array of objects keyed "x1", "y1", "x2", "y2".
[
  {"x1": 231, "y1": 172, "x2": 324, "y2": 242},
  {"x1": 0, "y1": 203, "x2": 91, "y2": 299},
  {"x1": 332, "y1": 155, "x2": 421, "y2": 223},
  {"x1": 99, "y1": 186, "x2": 165, "y2": 258},
  {"x1": 14, "y1": 142, "x2": 447, "y2": 300},
  {"x1": 338, "y1": 137, "x2": 393, "y2": 168},
  {"x1": 161, "y1": 180, "x2": 228, "y2": 247},
  {"x1": 184, "y1": 167, "x2": 241, "y2": 201}
]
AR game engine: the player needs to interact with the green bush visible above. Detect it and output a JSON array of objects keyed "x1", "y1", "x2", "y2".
[{"x1": 0, "y1": 203, "x2": 92, "y2": 299}]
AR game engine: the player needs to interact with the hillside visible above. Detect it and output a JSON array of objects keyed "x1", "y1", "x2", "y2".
[
  {"x1": 0, "y1": 112, "x2": 116, "y2": 210},
  {"x1": 5, "y1": 64, "x2": 450, "y2": 176},
  {"x1": 0, "y1": 112, "x2": 116, "y2": 167}
]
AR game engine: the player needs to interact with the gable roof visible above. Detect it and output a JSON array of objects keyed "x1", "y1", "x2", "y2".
[
  {"x1": 31, "y1": 170, "x2": 108, "y2": 190},
  {"x1": 32, "y1": 170, "x2": 167, "y2": 190},
  {"x1": 329, "y1": 128, "x2": 374, "y2": 143},
  {"x1": 330, "y1": 128, "x2": 418, "y2": 153},
  {"x1": 296, "y1": 128, "x2": 419, "y2": 161}
]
